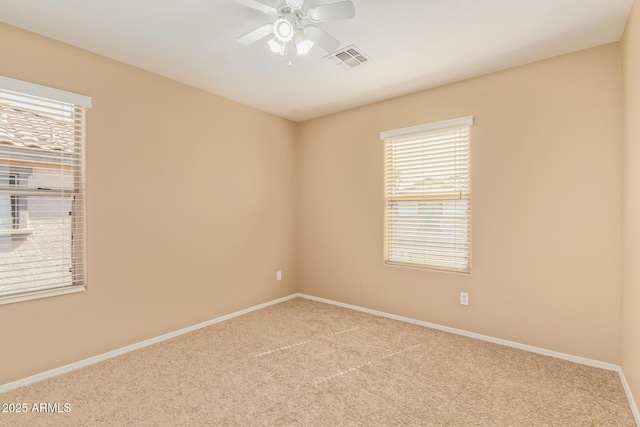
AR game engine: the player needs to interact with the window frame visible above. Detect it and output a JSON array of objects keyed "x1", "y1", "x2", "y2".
[{"x1": 380, "y1": 116, "x2": 473, "y2": 274}]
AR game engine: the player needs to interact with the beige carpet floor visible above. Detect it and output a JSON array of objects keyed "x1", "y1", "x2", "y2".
[{"x1": 0, "y1": 297, "x2": 635, "y2": 426}]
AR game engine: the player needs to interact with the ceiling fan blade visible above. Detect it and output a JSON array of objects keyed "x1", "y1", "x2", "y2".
[
  {"x1": 308, "y1": 1, "x2": 355, "y2": 22},
  {"x1": 237, "y1": 23, "x2": 275, "y2": 46},
  {"x1": 234, "y1": 0, "x2": 278, "y2": 14},
  {"x1": 304, "y1": 25, "x2": 340, "y2": 53}
]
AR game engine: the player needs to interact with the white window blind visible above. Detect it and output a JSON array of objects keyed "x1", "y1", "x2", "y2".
[
  {"x1": 381, "y1": 116, "x2": 472, "y2": 273},
  {"x1": 0, "y1": 77, "x2": 90, "y2": 303}
]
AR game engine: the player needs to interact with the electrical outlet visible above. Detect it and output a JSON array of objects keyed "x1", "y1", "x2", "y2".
[
  {"x1": 276, "y1": 271, "x2": 282, "y2": 281},
  {"x1": 460, "y1": 292, "x2": 469, "y2": 306}
]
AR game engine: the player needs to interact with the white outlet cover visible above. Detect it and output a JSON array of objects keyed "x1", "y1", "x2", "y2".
[
  {"x1": 460, "y1": 292, "x2": 469, "y2": 305},
  {"x1": 277, "y1": 271, "x2": 282, "y2": 281}
]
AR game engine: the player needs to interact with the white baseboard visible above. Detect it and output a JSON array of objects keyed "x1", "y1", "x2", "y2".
[
  {"x1": 619, "y1": 368, "x2": 640, "y2": 426},
  {"x1": 0, "y1": 293, "x2": 298, "y2": 394},
  {"x1": 299, "y1": 293, "x2": 640, "y2": 425},
  {"x1": 297, "y1": 293, "x2": 620, "y2": 371}
]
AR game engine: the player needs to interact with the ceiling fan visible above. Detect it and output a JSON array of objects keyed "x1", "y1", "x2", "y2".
[{"x1": 235, "y1": 0, "x2": 355, "y2": 62}]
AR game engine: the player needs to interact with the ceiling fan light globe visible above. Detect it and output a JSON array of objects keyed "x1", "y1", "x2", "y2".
[
  {"x1": 277, "y1": 22, "x2": 292, "y2": 37},
  {"x1": 294, "y1": 30, "x2": 314, "y2": 55},
  {"x1": 296, "y1": 41, "x2": 313, "y2": 55},
  {"x1": 267, "y1": 37, "x2": 284, "y2": 53},
  {"x1": 273, "y1": 18, "x2": 294, "y2": 43}
]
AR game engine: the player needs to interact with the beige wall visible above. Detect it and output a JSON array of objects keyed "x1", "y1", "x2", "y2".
[
  {"x1": 0, "y1": 23, "x2": 298, "y2": 385},
  {"x1": 622, "y1": 0, "x2": 640, "y2": 413},
  {"x1": 297, "y1": 44, "x2": 622, "y2": 363}
]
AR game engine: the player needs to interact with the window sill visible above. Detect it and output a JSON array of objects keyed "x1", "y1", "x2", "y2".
[
  {"x1": 0, "y1": 228, "x2": 34, "y2": 238},
  {"x1": 0, "y1": 285, "x2": 86, "y2": 305},
  {"x1": 384, "y1": 259, "x2": 471, "y2": 275}
]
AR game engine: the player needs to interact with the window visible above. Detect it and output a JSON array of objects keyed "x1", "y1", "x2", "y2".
[
  {"x1": 0, "y1": 172, "x2": 14, "y2": 230},
  {"x1": 0, "y1": 169, "x2": 33, "y2": 234},
  {"x1": 0, "y1": 76, "x2": 91, "y2": 304},
  {"x1": 381, "y1": 116, "x2": 472, "y2": 273}
]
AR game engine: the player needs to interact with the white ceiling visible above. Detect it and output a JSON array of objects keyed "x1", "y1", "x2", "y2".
[{"x1": 0, "y1": 0, "x2": 633, "y2": 122}]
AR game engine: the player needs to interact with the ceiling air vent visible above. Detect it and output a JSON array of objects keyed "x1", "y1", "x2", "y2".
[{"x1": 325, "y1": 45, "x2": 370, "y2": 69}]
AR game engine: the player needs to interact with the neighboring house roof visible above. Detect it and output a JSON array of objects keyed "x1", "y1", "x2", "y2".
[{"x1": 0, "y1": 106, "x2": 75, "y2": 153}]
